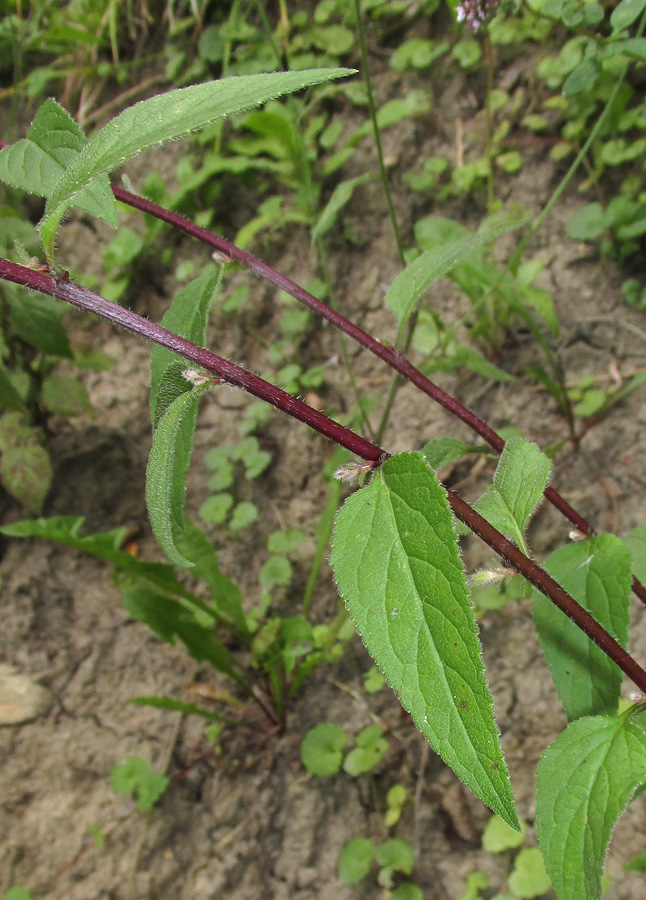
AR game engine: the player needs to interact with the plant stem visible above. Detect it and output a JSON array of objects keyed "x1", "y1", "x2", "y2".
[
  {"x1": 3, "y1": 257, "x2": 646, "y2": 695},
  {"x1": 99, "y1": 181, "x2": 646, "y2": 605}
]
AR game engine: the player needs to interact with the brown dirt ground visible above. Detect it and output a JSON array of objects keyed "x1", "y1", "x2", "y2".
[{"x1": 2, "y1": 42, "x2": 646, "y2": 900}]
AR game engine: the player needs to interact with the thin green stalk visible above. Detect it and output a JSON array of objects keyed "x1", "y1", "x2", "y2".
[{"x1": 484, "y1": 33, "x2": 495, "y2": 210}]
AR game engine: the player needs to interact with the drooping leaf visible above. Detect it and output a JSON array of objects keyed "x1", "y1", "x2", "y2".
[
  {"x1": 174, "y1": 521, "x2": 248, "y2": 638},
  {"x1": 5, "y1": 289, "x2": 73, "y2": 358},
  {"x1": 532, "y1": 536, "x2": 631, "y2": 721},
  {"x1": 536, "y1": 713, "x2": 646, "y2": 900},
  {"x1": 311, "y1": 173, "x2": 373, "y2": 241},
  {"x1": 39, "y1": 69, "x2": 354, "y2": 256},
  {"x1": 150, "y1": 266, "x2": 220, "y2": 428},
  {"x1": 473, "y1": 437, "x2": 551, "y2": 551},
  {"x1": 385, "y1": 212, "x2": 526, "y2": 334},
  {"x1": 331, "y1": 452, "x2": 519, "y2": 829},
  {"x1": 130, "y1": 695, "x2": 227, "y2": 721},
  {"x1": 41, "y1": 375, "x2": 92, "y2": 416},
  {"x1": 122, "y1": 587, "x2": 238, "y2": 680},
  {"x1": 0, "y1": 99, "x2": 114, "y2": 223},
  {"x1": 146, "y1": 385, "x2": 210, "y2": 567},
  {"x1": 421, "y1": 437, "x2": 487, "y2": 471}
]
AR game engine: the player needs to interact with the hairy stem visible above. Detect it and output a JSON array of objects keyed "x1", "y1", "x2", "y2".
[{"x1": 2, "y1": 257, "x2": 646, "y2": 694}]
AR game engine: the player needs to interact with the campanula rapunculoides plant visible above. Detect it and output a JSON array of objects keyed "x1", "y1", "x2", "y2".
[{"x1": 2, "y1": 65, "x2": 646, "y2": 900}]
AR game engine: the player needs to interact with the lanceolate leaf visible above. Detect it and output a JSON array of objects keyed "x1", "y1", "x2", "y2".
[
  {"x1": 385, "y1": 212, "x2": 525, "y2": 334},
  {"x1": 536, "y1": 713, "x2": 646, "y2": 900},
  {"x1": 0, "y1": 99, "x2": 114, "y2": 223},
  {"x1": 146, "y1": 384, "x2": 209, "y2": 567},
  {"x1": 311, "y1": 173, "x2": 373, "y2": 241},
  {"x1": 331, "y1": 452, "x2": 518, "y2": 829},
  {"x1": 532, "y1": 536, "x2": 631, "y2": 721},
  {"x1": 150, "y1": 266, "x2": 220, "y2": 428},
  {"x1": 39, "y1": 69, "x2": 354, "y2": 256}
]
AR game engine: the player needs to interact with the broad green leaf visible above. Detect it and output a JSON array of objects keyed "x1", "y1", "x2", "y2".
[
  {"x1": 611, "y1": 0, "x2": 646, "y2": 30},
  {"x1": 39, "y1": 69, "x2": 354, "y2": 256},
  {"x1": 507, "y1": 847, "x2": 551, "y2": 898},
  {"x1": 1, "y1": 444, "x2": 52, "y2": 513},
  {"x1": 563, "y1": 58, "x2": 601, "y2": 96},
  {"x1": 150, "y1": 266, "x2": 220, "y2": 428},
  {"x1": 301, "y1": 722, "x2": 347, "y2": 776},
  {"x1": 473, "y1": 437, "x2": 551, "y2": 551},
  {"x1": 343, "y1": 724, "x2": 388, "y2": 775},
  {"x1": 41, "y1": 375, "x2": 92, "y2": 417},
  {"x1": 532, "y1": 536, "x2": 631, "y2": 721},
  {"x1": 566, "y1": 203, "x2": 607, "y2": 241},
  {"x1": 130, "y1": 695, "x2": 227, "y2": 722},
  {"x1": 482, "y1": 814, "x2": 526, "y2": 852},
  {"x1": 385, "y1": 213, "x2": 526, "y2": 333},
  {"x1": 375, "y1": 838, "x2": 415, "y2": 874},
  {"x1": 3, "y1": 888, "x2": 34, "y2": 900},
  {"x1": 331, "y1": 452, "x2": 519, "y2": 829},
  {"x1": 174, "y1": 521, "x2": 248, "y2": 638},
  {"x1": 536, "y1": 713, "x2": 646, "y2": 900},
  {"x1": 311, "y1": 173, "x2": 373, "y2": 241},
  {"x1": 0, "y1": 99, "x2": 114, "y2": 223},
  {"x1": 338, "y1": 837, "x2": 376, "y2": 884},
  {"x1": 0, "y1": 363, "x2": 26, "y2": 412},
  {"x1": 146, "y1": 385, "x2": 208, "y2": 567}
]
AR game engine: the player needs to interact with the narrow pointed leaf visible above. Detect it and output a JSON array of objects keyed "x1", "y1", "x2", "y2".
[
  {"x1": 331, "y1": 452, "x2": 518, "y2": 829},
  {"x1": 40, "y1": 69, "x2": 354, "y2": 253},
  {"x1": 385, "y1": 212, "x2": 526, "y2": 332},
  {"x1": 150, "y1": 266, "x2": 220, "y2": 428},
  {"x1": 311, "y1": 173, "x2": 373, "y2": 241},
  {"x1": 474, "y1": 437, "x2": 551, "y2": 548},
  {"x1": 146, "y1": 385, "x2": 209, "y2": 567},
  {"x1": 0, "y1": 99, "x2": 114, "y2": 224},
  {"x1": 536, "y1": 713, "x2": 646, "y2": 900},
  {"x1": 532, "y1": 536, "x2": 631, "y2": 721}
]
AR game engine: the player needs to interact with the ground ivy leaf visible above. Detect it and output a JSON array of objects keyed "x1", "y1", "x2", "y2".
[
  {"x1": 474, "y1": 437, "x2": 551, "y2": 550},
  {"x1": 40, "y1": 69, "x2": 354, "y2": 255},
  {"x1": 331, "y1": 452, "x2": 518, "y2": 829},
  {"x1": 532, "y1": 536, "x2": 631, "y2": 721},
  {"x1": 146, "y1": 385, "x2": 209, "y2": 567},
  {"x1": 536, "y1": 714, "x2": 646, "y2": 900}
]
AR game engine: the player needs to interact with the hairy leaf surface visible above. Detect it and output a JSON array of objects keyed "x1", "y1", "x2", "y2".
[
  {"x1": 39, "y1": 69, "x2": 354, "y2": 255},
  {"x1": 533, "y1": 536, "x2": 631, "y2": 720},
  {"x1": 331, "y1": 452, "x2": 518, "y2": 828},
  {"x1": 536, "y1": 713, "x2": 646, "y2": 900}
]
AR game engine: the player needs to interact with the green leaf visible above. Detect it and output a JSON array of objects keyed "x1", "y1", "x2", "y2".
[
  {"x1": 563, "y1": 58, "x2": 601, "y2": 96},
  {"x1": 331, "y1": 452, "x2": 519, "y2": 829},
  {"x1": 146, "y1": 385, "x2": 208, "y2": 567},
  {"x1": 624, "y1": 849, "x2": 646, "y2": 871},
  {"x1": 122, "y1": 587, "x2": 237, "y2": 678},
  {"x1": 532, "y1": 536, "x2": 631, "y2": 721},
  {"x1": 473, "y1": 437, "x2": 551, "y2": 551},
  {"x1": 5, "y1": 290, "x2": 73, "y2": 358},
  {"x1": 343, "y1": 724, "x2": 388, "y2": 775},
  {"x1": 536, "y1": 714, "x2": 646, "y2": 900},
  {"x1": 421, "y1": 437, "x2": 486, "y2": 471},
  {"x1": 611, "y1": 0, "x2": 646, "y2": 30},
  {"x1": 375, "y1": 838, "x2": 415, "y2": 874},
  {"x1": 229, "y1": 501, "x2": 258, "y2": 530},
  {"x1": 173, "y1": 521, "x2": 248, "y2": 637},
  {"x1": 150, "y1": 267, "x2": 220, "y2": 428},
  {"x1": 0, "y1": 99, "x2": 114, "y2": 223},
  {"x1": 385, "y1": 213, "x2": 525, "y2": 334},
  {"x1": 300, "y1": 722, "x2": 347, "y2": 776},
  {"x1": 267, "y1": 528, "x2": 306, "y2": 554},
  {"x1": 311, "y1": 173, "x2": 373, "y2": 241},
  {"x1": 390, "y1": 884, "x2": 424, "y2": 900},
  {"x1": 199, "y1": 493, "x2": 234, "y2": 524},
  {"x1": 0, "y1": 364, "x2": 25, "y2": 412},
  {"x1": 130, "y1": 695, "x2": 227, "y2": 722},
  {"x1": 2, "y1": 888, "x2": 33, "y2": 900},
  {"x1": 507, "y1": 847, "x2": 551, "y2": 898},
  {"x1": 41, "y1": 375, "x2": 92, "y2": 417},
  {"x1": 110, "y1": 756, "x2": 169, "y2": 811},
  {"x1": 39, "y1": 70, "x2": 354, "y2": 257},
  {"x1": 259, "y1": 555, "x2": 292, "y2": 590},
  {"x1": 1, "y1": 443, "x2": 52, "y2": 514},
  {"x1": 482, "y1": 814, "x2": 526, "y2": 852},
  {"x1": 620, "y1": 524, "x2": 646, "y2": 582},
  {"x1": 338, "y1": 836, "x2": 375, "y2": 884},
  {"x1": 566, "y1": 203, "x2": 607, "y2": 241}
]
